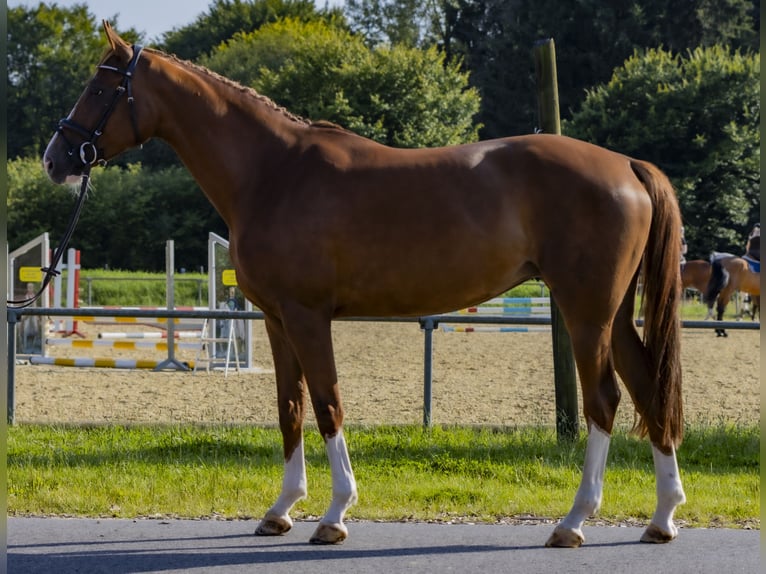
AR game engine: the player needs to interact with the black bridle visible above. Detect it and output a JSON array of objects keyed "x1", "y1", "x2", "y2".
[
  {"x1": 56, "y1": 44, "x2": 144, "y2": 168},
  {"x1": 7, "y1": 45, "x2": 144, "y2": 308}
]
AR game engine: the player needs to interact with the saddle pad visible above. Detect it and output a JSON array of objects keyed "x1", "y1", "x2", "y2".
[{"x1": 743, "y1": 255, "x2": 760, "y2": 273}]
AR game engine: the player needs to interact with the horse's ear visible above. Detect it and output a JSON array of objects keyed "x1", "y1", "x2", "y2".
[{"x1": 102, "y1": 20, "x2": 131, "y2": 59}]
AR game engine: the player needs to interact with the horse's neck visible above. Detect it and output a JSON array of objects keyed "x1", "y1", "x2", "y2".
[
  {"x1": 746, "y1": 236, "x2": 760, "y2": 261},
  {"x1": 148, "y1": 54, "x2": 303, "y2": 226}
]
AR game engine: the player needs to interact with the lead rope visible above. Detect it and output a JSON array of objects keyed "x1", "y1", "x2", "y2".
[{"x1": 7, "y1": 167, "x2": 91, "y2": 308}]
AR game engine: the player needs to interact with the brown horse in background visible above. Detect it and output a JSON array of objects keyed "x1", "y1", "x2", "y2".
[
  {"x1": 705, "y1": 250, "x2": 760, "y2": 336},
  {"x1": 42, "y1": 23, "x2": 686, "y2": 548},
  {"x1": 681, "y1": 259, "x2": 711, "y2": 302}
]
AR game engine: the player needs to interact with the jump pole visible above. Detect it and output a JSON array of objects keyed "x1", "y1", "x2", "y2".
[
  {"x1": 534, "y1": 38, "x2": 579, "y2": 442},
  {"x1": 155, "y1": 240, "x2": 189, "y2": 371}
]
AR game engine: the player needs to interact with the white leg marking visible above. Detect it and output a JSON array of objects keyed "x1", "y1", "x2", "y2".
[
  {"x1": 558, "y1": 423, "x2": 611, "y2": 537},
  {"x1": 267, "y1": 437, "x2": 308, "y2": 524},
  {"x1": 321, "y1": 430, "x2": 358, "y2": 529},
  {"x1": 649, "y1": 444, "x2": 686, "y2": 536}
]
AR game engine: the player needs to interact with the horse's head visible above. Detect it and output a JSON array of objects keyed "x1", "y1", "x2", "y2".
[{"x1": 43, "y1": 21, "x2": 151, "y2": 184}]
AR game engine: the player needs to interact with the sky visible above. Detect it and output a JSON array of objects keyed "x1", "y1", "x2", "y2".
[{"x1": 8, "y1": 0, "x2": 346, "y2": 42}]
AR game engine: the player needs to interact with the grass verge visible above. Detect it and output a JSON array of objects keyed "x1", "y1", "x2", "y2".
[{"x1": 8, "y1": 423, "x2": 758, "y2": 528}]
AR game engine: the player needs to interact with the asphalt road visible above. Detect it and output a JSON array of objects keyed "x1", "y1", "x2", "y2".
[{"x1": 8, "y1": 517, "x2": 760, "y2": 574}]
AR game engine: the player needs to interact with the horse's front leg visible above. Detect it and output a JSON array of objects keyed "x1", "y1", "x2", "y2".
[
  {"x1": 281, "y1": 304, "x2": 357, "y2": 544},
  {"x1": 546, "y1": 421, "x2": 611, "y2": 547},
  {"x1": 255, "y1": 315, "x2": 309, "y2": 537}
]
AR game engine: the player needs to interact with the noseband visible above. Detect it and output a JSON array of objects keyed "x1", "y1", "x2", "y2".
[{"x1": 57, "y1": 44, "x2": 144, "y2": 167}]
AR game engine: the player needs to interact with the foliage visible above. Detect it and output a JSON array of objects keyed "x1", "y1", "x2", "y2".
[
  {"x1": 202, "y1": 19, "x2": 481, "y2": 147},
  {"x1": 76, "y1": 269, "x2": 208, "y2": 307},
  {"x1": 8, "y1": 157, "x2": 227, "y2": 271},
  {"x1": 438, "y1": 0, "x2": 759, "y2": 139},
  {"x1": 158, "y1": 0, "x2": 344, "y2": 61},
  {"x1": 345, "y1": 0, "x2": 442, "y2": 47},
  {"x1": 8, "y1": 423, "x2": 759, "y2": 526},
  {"x1": 565, "y1": 46, "x2": 760, "y2": 257},
  {"x1": 7, "y1": 3, "x2": 141, "y2": 159},
  {"x1": 7, "y1": 1, "x2": 761, "y2": 269}
]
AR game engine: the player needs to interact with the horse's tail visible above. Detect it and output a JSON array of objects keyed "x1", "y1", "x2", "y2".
[
  {"x1": 705, "y1": 258, "x2": 729, "y2": 305},
  {"x1": 630, "y1": 159, "x2": 684, "y2": 448}
]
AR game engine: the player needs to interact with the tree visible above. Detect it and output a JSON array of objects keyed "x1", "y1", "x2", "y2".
[
  {"x1": 159, "y1": 0, "x2": 343, "y2": 61},
  {"x1": 439, "y1": 0, "x2": 759, "y2": 139},
  {"x1": 565, "y1": 46, "x2": 760, "y2": 257},
  {"x1": 8, "y1": 158, "x2": 226, "y2": 271},
  {"x1": 7, "y1": 3, "x2": 141, "y2": 159},
  {"x1": 202, "y1": 19, "x2": 481, "y2": 148},
  {"x1": 345, "y1": 0, "x2": 442, "y2": 47}
]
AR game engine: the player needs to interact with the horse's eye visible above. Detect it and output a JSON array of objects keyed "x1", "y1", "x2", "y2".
[{"x1": 90, "y1": 87, "x2": 104, "y2": 96}]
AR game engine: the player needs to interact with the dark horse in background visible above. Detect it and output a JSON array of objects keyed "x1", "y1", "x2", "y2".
[
  {"x1": 42, "y1": 23, "x2": 686, "y2": 548},
  {"x1": 705, "y1": 235, "x2": 760, "y2": 336}
]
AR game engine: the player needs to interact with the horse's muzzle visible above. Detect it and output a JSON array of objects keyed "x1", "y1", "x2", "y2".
[{"x1": 43, "y1": 137, "x2": 84, "y2": 185}]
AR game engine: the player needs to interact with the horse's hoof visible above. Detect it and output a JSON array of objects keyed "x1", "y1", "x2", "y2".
[
  {"x1": 309, "y1": 522, "x2": 348, "y2": 545},
  {"x1": 640, "y1": 522, "x2": 677, "y2": 544},
  {"x1": 545, "y1": 525, "x2": 584, "y2": 548},
  {"x1": 254, "y1": 514, "x2": 292, "y2": 536}
]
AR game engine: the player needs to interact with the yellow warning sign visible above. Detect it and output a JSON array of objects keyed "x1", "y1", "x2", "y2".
[
  {"x1": 221, "y1": 269, "x2": 238, "y2": 286},
  {"x1": 19, "y1": 266, "x2": 43, "y2": 283}
]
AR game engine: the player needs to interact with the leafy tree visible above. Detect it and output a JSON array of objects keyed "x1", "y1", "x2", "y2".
[
  {"x1": 565, "y1": 46, "x2": 760, "y2": 258},
  {"x1": 159, "y1": 0, "x2": 343, "y2": 61},
  {"x1": 202, "y1": 19, "x2": 480, "y2": 147},
  {"x1": 7, "y1": 3, "x2": 140, "y2": 159},
  {"x1": 8, "y1": 158, "x2": 226, "y2": 271},
  {"x1": 345, "y1": 0, "x2": 443, "y2": 47},
  {"x1": 439, "y1": 0, "x2": 759, "y2": 139}
]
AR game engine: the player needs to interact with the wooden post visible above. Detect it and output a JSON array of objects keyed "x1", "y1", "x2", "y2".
[{"x1": 533, "y1": 38, "x2": 579, "y2": 441}]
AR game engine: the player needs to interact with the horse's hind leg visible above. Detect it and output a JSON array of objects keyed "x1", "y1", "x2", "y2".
[
  {"x1": 255, "y1": 314, "x2": 309, "y2": 536},
  {"x1": 610, "y1": 285, "x2": 685, "y2": 543},
  {"x1": 715, "y1": 286, "x2": 733, "y2": 336},
  {"x1": 545, "y1": 317, "x2": 621, "y2": 548}
]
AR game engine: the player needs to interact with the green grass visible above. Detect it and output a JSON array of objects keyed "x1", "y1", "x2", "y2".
[
  {"x1": 66, "y1": 269, "x2": 208, "y2": 306},
  {"x1": 8, "y1": 423, "x2": 758, "y2": 528}
]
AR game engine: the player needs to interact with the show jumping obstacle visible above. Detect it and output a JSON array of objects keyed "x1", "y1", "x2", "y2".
[
  {"x1": 443, "y1": 296, "x2": 551, "y2": 333},
  {"x1": 44, "y1": 338, "x2": 202, "y2": 351},
  {"x1": 42, "y1": 22, "x2": 686, "y2": 548},
  {"x1": 29, "y1": 356, "x2": 192, "y2": 370}
]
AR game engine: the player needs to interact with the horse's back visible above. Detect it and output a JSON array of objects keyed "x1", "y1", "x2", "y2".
[{"x1": 248, "y1": 133, "x2": 659, "y2": 317}]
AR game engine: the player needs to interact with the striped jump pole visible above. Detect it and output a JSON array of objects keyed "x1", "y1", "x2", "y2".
[
  {"x1": 456, "y1": 297, "x2": 551, "y2": 316},
  {"x1": 441, "y1": 325, "x2": 550, "y2": 333},
  {"x1": 457, "y1": 306, "x2": 551, "y2": 315},
  {"x1": 45, "y1": 338, "x2": 202, "y2": 351},
  {"x1": 98, "y1": 331, "x2": 201, "y2": 339},
  {"x1": 477, "y1": 297, "x2": 550, "y2": 305},
  {"x1": 75, "y1": 307, "x2": 206, "y2": 329},
  {"x1": 29, "y1": 356, "x2": 195, "y2": 370}
]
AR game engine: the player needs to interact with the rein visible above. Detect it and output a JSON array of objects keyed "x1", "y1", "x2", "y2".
[
  {"x1": 7, "y1": 171, "x2": 90, "y2": 308},
  {"x1": 7, "y1": 45, "x2": 144, "y2": 308}
]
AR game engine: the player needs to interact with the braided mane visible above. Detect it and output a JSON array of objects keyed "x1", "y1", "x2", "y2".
[{"x1": 147, "y1": 47, "x2": 346, "y2": 131}]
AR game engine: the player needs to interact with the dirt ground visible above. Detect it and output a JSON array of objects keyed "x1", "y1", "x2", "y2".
[{"x1": 12, "y1": 320, "x2": 761, "y2": 428}]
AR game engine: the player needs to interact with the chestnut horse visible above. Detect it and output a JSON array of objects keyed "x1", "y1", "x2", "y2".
[
  {"x1": 43, "y1": 23, "x2": 685, "y2": 548},
  {"x1": 705, "y1": 250, "x2": 761, "y2": 336}
]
